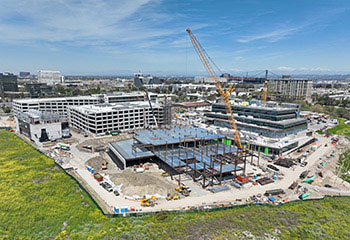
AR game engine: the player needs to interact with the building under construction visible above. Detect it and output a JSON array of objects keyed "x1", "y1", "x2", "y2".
[{"x1": 108, "y1": 126, "x2": 252, "y2": 188}]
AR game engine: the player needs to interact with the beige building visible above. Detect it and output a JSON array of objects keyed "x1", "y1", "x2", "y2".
[{"x1": 268, "y1": 76, "x2": 312, "y2": 100}]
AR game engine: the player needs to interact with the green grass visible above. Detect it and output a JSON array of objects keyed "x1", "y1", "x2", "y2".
[
  {"x1": 338, "y1": 150, "x2": 350, "y2": 183},
  {"x1": 1, "y1": 130, "x2": 350, "y2": 239},
  {"x1": 327, "y1": 118, "x2": 350, "y2": 136}
]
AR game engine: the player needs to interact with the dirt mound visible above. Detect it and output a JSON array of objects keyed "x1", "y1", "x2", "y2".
[{"x1": 110, "y1": 169, "x2": 177, "y2": 196}]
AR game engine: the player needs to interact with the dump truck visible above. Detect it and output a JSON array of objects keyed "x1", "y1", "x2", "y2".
[{"x1": 93, "y1": 173, "x2": 104, "y2": 182}]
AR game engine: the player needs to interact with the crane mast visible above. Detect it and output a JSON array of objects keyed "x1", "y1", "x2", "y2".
[
  {"x1": 262, "y1": 69, "x2": 268, "y2": 105},
  {"x1": 186, "y1": 28, "x2": 242, "y2": 148}
]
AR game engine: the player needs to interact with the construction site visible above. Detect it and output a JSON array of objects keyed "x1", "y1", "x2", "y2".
[
  {"x1": 4, "y1": 28, "x2": 350, "y2": 215},
  {"x1": 109, "y1": 126, "x2": 252, "y2": 188}
]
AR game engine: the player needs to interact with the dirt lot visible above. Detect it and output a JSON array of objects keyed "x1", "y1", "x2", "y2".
[
  {"x1": 110, "y1": 165, "x2": 178, "y2": 197},
  {"x1": 0, "y1": 116, "x2": 16, "y2": 129},
  {"x1": 76, "y1": 133, "x2": 132, "y2": 152},
  {"x1": 86, "y1": 155, "x2": 112, "y2": 172}
]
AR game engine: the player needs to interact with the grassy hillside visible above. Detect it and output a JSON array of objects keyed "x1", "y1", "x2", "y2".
[
  {"x1": 1, "y1": 130, "x2": 350, "y2": 239},
  {"x1": 327, "y1": 118, "x2": 350, "y2": 136},
  {"x1": 338, "y1": 149, "x2": 350, "y2": 183}
]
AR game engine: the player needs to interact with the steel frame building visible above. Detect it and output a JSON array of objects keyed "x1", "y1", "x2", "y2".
[{"x1": 108, "y1": 126, "x2": 252, "y2": 188}]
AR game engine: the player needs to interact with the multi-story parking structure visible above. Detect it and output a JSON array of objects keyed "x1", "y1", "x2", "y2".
[
  {"x1": 12, "y1": 93, "x2": 159, "y2": 119},
  {"x1": 13, "y1": 96, "x2": 103, "y2": 119},
  {"x1": 68, "y1": 102, "x2": 171, "y2": 134}
]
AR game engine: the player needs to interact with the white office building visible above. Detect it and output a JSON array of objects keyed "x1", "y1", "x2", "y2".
[
  {"x1": 15, "y1": 110, "x2": 64, "y2": 144},
  {"x1": 38, "y1": 70, "x2": 61, "y2": 85}
]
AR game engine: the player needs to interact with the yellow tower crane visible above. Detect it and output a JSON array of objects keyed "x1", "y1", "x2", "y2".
[
  {"x1": 262, "y1": 70, "x2": 269, "y2": 105},
  {"x1": 186, "y1": 28, "x2": 242, "y2": 148}
]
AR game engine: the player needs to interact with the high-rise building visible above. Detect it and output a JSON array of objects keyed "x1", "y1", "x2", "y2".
[
  {"x1": 0, "y1": 74, "x2": 18, "y2": 96},
  {"x1": 267, "y1": 76, "x2": 312, "y2": 100},
  {"x1": 37, "y1": 70, "x2": 61, "y2": 85}
]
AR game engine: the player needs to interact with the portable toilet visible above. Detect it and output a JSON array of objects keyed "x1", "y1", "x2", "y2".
[{"x1": 114, "y1": 206, "x2": 120, "y2": 214}]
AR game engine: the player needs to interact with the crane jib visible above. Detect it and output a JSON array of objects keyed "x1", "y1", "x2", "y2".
[{"x1": 186, "y1": 28, "x2": 242, "y2": 149}]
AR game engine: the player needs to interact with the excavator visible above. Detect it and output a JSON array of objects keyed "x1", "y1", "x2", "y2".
[
  {"x1": 186, "y1": 28, "x2": 242, "y2": 148},
  {"x1": 101, "y1": 160, "x2": 108, "y2": 170},
  {"x1": 140, "y1": 196, "x2": 157, "y2": 207}
]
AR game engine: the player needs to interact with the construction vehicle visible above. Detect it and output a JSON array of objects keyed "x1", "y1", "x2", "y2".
[
  {"x1": 175, "y1": 183, "x2": 191, "y2": 196},
  {"x1": 181, "y1": 190, "x2": 190, "y2": 197},
  {"x1": 166, "y1": 193, "x2": 173, "y2": 201},
  {"x1": 161, "y1": 171, "x2": 169, "y2": 177},
  {"x1": 101, "y1": 160, "x2": 108, "y2": 170},
  {"x1": 187, "y1": 28, "x2": 242, "y2": 148},
  {"x1": 166, "y1": 193, "x2": 180, "y2": 201},
  {"x1": 140, "y1": 196, "x2": 157, "y2": 207}
]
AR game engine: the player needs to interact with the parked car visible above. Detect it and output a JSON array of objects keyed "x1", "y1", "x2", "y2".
[
  {"x1": 113, "y1": 190, "x2": 120, "y2": 196},
  {"x1": 301, "y1": 162, "x2": 308, "y2": 167}
]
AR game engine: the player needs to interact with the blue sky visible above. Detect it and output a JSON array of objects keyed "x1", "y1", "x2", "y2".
[{"x1": 0, "y1": 0, "x2": 349, "y2": 76}]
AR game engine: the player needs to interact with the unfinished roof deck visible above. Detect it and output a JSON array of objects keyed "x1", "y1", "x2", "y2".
[
  {"x1": 134, "y1": 126, "x2": 222, "y2": 146},
  {"x1": 109, "y1": 139, "x2": 154, "y2": 161}
]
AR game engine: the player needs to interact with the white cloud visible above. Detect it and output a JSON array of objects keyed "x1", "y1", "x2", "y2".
[
  {"x1": 277, "y1": 66, "x2": 295, "y2": 71},
  {"x1": 299, "y1": 67, "x2": 331, "y2": 72},
  {"x1": 237, "y1": 27, "x2": 300, "y2": 43},
  {"x1": 276, "y1": 67, "x2": 331, "y2": 72},
  {"x1": 0, "y1": 0, "x2": 190, "y2": 50}
]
